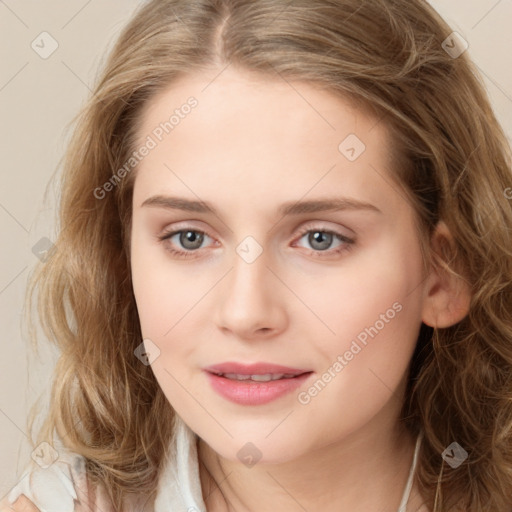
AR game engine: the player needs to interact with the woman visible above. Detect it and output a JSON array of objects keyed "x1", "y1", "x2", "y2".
[{"x1": 3, "y1": 0, "x2": 512, "y2": 510}]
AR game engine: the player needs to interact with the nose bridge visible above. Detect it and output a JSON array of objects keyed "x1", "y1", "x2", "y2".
[
  {"x1": 214, "y1": 235, "x2": 286, "y2": 335},
  {"x1": 228, "y1": 238, "x2": 271, "y2": 306}
]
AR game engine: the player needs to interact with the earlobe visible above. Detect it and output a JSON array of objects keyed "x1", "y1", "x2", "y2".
[{"x1": 421, "y1": 221, "x2": 472, "y2": 328}]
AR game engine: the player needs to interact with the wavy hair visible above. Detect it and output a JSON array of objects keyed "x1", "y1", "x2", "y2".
[{"x1": 26, "y1": 0, "x2": 512, "y2": 510}]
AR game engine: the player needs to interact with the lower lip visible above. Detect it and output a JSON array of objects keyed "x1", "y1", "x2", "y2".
[{"x1": 205, "y1": 371, "x2": 313, "y2": 405}]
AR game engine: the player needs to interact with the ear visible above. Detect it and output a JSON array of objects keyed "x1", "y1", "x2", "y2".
[{"x1": 421, "y1": 221, "x2": 472, "y2": 328}]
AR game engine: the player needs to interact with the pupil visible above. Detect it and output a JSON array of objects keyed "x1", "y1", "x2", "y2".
[
  {"x1": 310, "y1": 231, "x2": 332, "y2": 250},
  {"x1": 181, "y1": 231, "x2": 203, "y2": 249}
]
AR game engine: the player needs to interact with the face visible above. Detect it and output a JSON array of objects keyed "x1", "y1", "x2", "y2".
[{"x1": 130, "y1": 67, "x2": 428, "y2": 463}]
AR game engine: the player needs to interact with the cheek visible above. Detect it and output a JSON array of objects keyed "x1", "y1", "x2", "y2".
[
  {"x1": 130, "y1": 235, "x2": 204, "y2": 405},
  {"x1": 292, "y1": 252, "x2": 423, "y2": 439},
  {"x1": 300, "y1": 234, "x2": 425, "y2": 372},
  {"x1": 130, "y1": 226, "x2": 195, "y2": 337},
  {"x1": 130, "y1": 228, "x2": 218, "y2": 388}
]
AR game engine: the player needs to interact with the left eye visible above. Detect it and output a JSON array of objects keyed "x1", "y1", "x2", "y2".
[{"x1": 295, "y1": 229, "x2": 351, "y2": 252}]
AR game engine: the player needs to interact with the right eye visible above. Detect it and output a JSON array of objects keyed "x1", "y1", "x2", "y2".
[{"x1": 158, "y1": 228, "x2": 216, "y2": 259}]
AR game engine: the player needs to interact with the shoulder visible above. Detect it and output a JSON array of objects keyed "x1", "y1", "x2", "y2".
[
  {"x1": 2, "y1": 449, "x2": 151, "y2": 512},
  {"x1": 2, "y1": 450, "x2": 99, "y2": 512},
  {"x1": 0, "y1": 494, "x2": 41, "y2": 511}
]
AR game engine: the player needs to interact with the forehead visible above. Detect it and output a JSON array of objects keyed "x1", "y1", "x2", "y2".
[
  {"x1": 137, "y1": 67, "x2": 388, "y2": 143},
  {"x1": 132, "y1": 67, "x2": 399, "y2": 212}
]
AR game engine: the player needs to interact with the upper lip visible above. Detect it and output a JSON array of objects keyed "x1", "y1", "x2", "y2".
[{"x1": 204, "y1": 362, "x2": 311, "y2": 376}]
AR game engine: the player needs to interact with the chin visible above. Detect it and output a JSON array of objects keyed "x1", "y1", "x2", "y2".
[{"x1": 201, "y1": 429, "x2": 309, "y2": 467}]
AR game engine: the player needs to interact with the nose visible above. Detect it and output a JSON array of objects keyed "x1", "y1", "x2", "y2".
[{"x1": 213, "y1": 247, "x2": 288, "y2": 340}]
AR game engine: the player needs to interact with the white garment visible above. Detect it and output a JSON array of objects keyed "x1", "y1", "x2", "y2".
[
  {"x1": 7, "y1": 444, "x2": 87, "y2": 512},
  {"x1": 8, "y1": 415, "x2": 423, "y2": 512}
]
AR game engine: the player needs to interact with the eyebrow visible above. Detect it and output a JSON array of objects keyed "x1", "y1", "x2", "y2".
[{"x1": 140, "y1": 195, "x2": 382, "y2": 216}]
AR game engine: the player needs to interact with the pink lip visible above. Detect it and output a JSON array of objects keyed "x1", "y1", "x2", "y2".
[
  {"x1": 204, "y1": 361, "x2": 310, "y2": 375},
  {"x1": 203, "y1": 361, "x2": 313, "y2": 405}
]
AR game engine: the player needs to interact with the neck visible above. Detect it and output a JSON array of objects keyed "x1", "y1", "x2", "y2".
[{"x1": 198, "y1": 413, "x2": 422, "y2": 512}]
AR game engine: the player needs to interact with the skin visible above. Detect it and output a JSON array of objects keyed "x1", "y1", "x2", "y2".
[
  {"x1": 0, "y1": 495, "x2": 40, "y2": 511},
  {"x1": 129, "y1": 67, "x2": 469, "y2": 512}
]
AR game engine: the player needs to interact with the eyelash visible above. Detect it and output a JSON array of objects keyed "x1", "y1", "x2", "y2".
[{"x1": 157, "y1": 225, "x2": 355, "y2": 260}]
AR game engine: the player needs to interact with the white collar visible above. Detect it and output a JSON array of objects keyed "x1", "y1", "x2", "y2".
[
  {"x1": 154, "y1": 414, "x2": 206, "y2": 511},
  {"x1": 154, "y1": 416, "x2": 423, "y2": 512}
]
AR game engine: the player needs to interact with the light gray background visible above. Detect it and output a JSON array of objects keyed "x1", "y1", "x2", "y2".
[{"x1": 1, "y1": 0, "x2": 511, "y2": 500}]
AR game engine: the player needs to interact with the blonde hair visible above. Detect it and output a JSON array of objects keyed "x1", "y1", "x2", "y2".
[{"x1": 26, "y1": 0, "x2": 512, "y2": 510}]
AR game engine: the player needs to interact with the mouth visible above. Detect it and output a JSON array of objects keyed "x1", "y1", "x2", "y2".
[
  {"x1": 209, "y1": 372, "x2": 308, "y2": 381},
  {"x1": 204, "y1": 361, "x2": 311, "y2": 376},
  {"x1": 203, "y1": 362, "x2": 313, "y2": 405}
]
